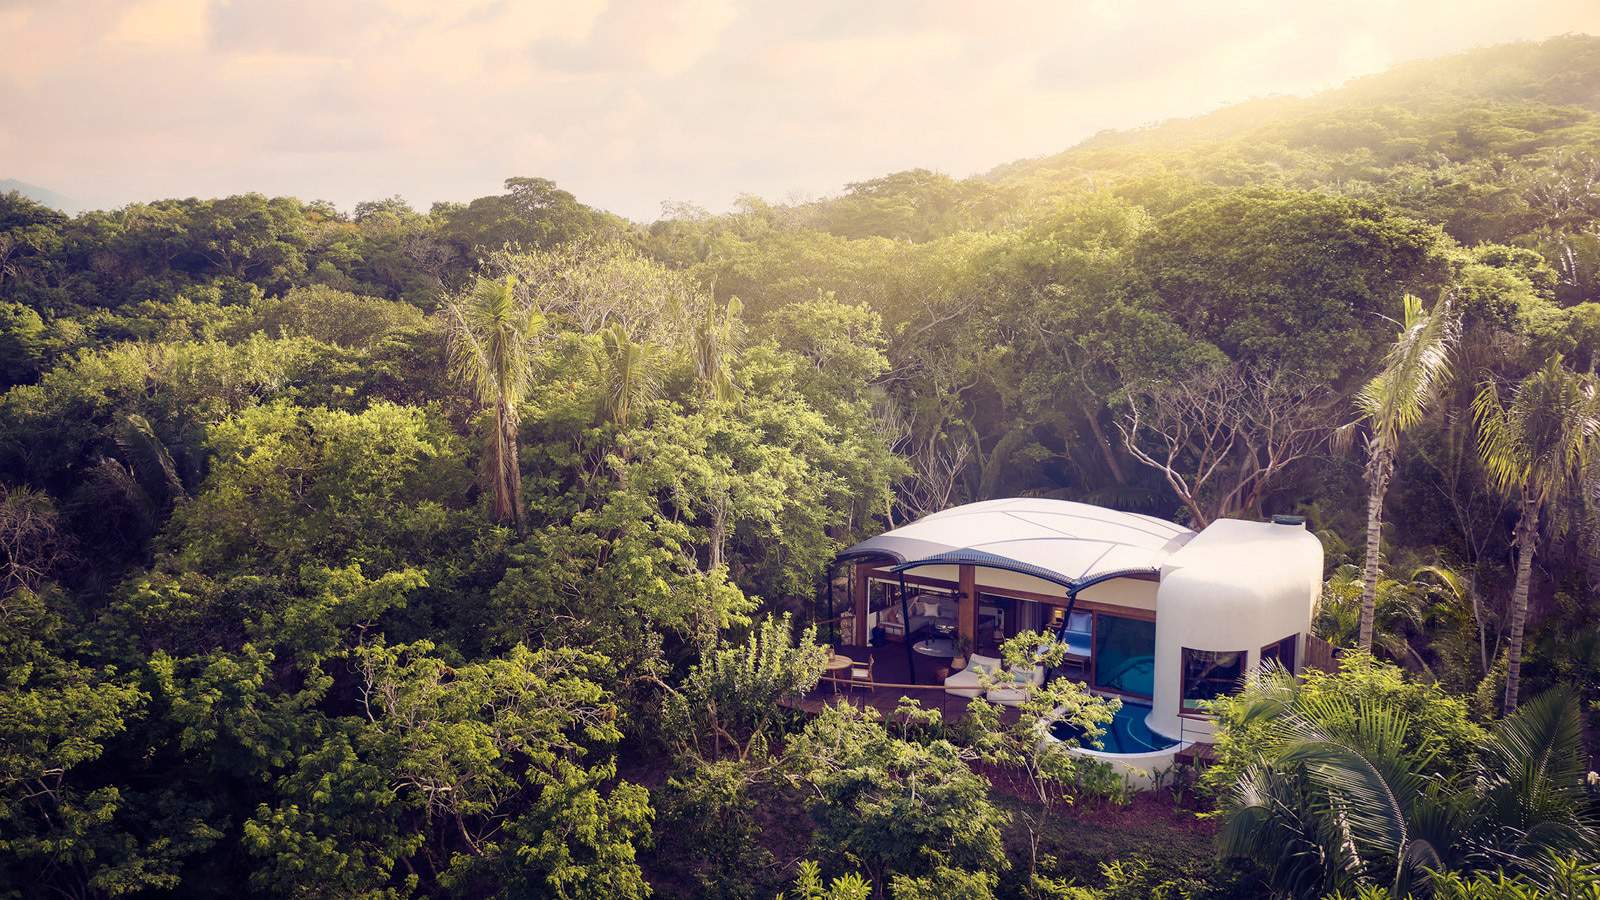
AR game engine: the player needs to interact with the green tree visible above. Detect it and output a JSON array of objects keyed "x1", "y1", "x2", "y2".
[
  {"x1": 1340, "y1": 293, "x2": 1458, "y2": 652},
  {"x1": 1472, "y1": 356, "x2": 1600, "y2": 711},
  {"x1": 0, "y1": 300, "x2": 47, "y2": 387},
  {"x1": 661, "y1": 614, "x2": 828, "y2": 762},
  {"x1": 1315, "y1": 564, "x2": 1433, "y2": 676},
  {"x1": 693, "y1": 295, "x2": 744, "y2": 403},
  {"x1": 443, "y1": 275, "x2": 543, "y2": 532},
  {"x1": 779, "y1": 860, "x2": 871, "y2": 900},
  {"x1": 964, "y1": 630, "x2": 1119, "y2": 892},
  {"x1": 783, "y1": 702, "x2": 1008, "y2": 898},
  {"x1": 244, "y1": 640, "x2": 652, "y2": 899},
  {"x1": 0, "y1": 588, "x2": 181, "y2": 899},
  {"x1": 1132, "y1": 187, "x2": 1450, "y2": 382}
]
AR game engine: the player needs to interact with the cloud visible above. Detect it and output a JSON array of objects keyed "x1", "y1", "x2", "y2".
[{"x1": 1, "y1": 0, "x2": 1598, "y2": 218}]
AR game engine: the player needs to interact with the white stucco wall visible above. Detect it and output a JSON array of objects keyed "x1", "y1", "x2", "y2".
[{"x1": 1147, "y1": 518, "x2": 1323, "y2": 741}]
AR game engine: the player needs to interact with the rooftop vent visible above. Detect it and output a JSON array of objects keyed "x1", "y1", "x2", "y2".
[{"x1": 1271, "y1": 514, "x2": 1307, "y2": 527}]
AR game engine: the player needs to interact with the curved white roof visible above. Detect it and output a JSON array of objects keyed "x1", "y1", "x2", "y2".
[{"x1": 841, "y1": 498, "x2": 1195, "y2": 589}]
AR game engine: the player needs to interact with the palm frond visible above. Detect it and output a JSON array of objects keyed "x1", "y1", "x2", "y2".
[
  {"x1": 1273, "y1": 698, "x2": 1435, "y2": 883},
  {"x1": 1472, "y1": 378, "x2": 1526, "y2": 497},
  {"x1": 443, "y1": 275, "x2": 543, "y2": 409},
  {"x1": 1358, "y1": 294, "x2": 1458, "y2": 449},
  {"x1": 116, "y1": 413, "x2": 185, "y2": 502},
  {"x1": 596, "y1": 322, "x2": 660, "y2": 428},
  {"x1": 1479, "y1": 686, "x2": 1587, "y2": 815},
  {"x1": 1474, "y1": 357, "x2": 1600, "y2": 509}
]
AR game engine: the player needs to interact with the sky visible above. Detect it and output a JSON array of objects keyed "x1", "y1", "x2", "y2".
[{"x1": 2, "y1": 0, "x2": 1599, "y2": 222}]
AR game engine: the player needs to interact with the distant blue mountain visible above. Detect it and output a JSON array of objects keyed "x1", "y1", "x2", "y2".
[{"x1": 1, "y1": 178, "x2": 76, "y2": 213}]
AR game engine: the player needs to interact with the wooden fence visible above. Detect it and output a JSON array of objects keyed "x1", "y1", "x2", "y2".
[{"x1": 1303, "y1": 633, "x2": 1339, "y2": 673}]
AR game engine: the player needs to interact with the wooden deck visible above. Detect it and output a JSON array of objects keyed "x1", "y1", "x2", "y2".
[{"x1": 784, "y1": 643, "x2": 1019, "y2": 722}]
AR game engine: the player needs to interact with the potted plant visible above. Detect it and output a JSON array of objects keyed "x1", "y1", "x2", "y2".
[{"x1": 951, "y1": 633, "x2": 973, "y2": 670}]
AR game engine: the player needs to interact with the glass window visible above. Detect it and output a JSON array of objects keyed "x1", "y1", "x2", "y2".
[
  {"x1": 1092, "y1": 614, "x2": 1156, "y2": 698},
  {"x1": 1181, "y1": 649, "x2": 1245, "y2": 711},
  {"x1": 1260, "y1": 635, "x2": 1298, "y2": 672}
]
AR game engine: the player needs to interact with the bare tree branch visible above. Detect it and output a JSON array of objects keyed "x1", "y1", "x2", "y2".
[{"x1": 1117, "y1": 365, "x2": 1334, "y2": 526}]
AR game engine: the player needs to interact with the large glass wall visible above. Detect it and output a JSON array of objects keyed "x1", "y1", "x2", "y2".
[{"x1": 1092, "y1": 613, "x2": 1156, "y2": 698}]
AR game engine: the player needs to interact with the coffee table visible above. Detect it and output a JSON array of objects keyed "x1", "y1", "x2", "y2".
[{"x1": 823, "y1": 653, "x2": 853, "y2": 692}]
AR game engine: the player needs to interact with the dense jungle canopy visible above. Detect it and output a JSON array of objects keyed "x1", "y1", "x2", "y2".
[{"x1": 5, "y1": 34, "x2": 1600, "y2": 900}]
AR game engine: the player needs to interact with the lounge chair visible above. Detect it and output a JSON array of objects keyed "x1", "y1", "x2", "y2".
[
  {"x1": 943, "y1": 654, "x2": 1002, "y2": 698},
  {"x1": 1061, "y1": 610, "x2": 1092, "y2": 658}
]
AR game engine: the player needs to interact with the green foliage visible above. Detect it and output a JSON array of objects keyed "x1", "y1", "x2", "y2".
[
  {"x1": 244, "y1": 641, "x2": 651, "y2": 899},
  {"x1": 167, "y1": 400, "x2": 471, "y2": 576},
  {"x1": 230, "y1": 284, "x2": 425, "y2": 348},
  {"x1": 654, "y1": 759, "x2": 780, "y2": 900},
  {"x1": 783, "y1": 702, "x2": 1008, "y2": 898},
  {"x1": 0, "y1": 589, "x2": 163, "y2": 898},
  {"x1": 780, "y1": 860, "x2": 872, "y2": 900},
  {"x1": 1212, "y1": 657, "x2": 1595, "y2": 897},
  {"x1": 960, "y1": 631, "x2": 1122, "y2": 888},
  {"x1": 0, "y1": 300, "x2": 47, "y2": 388},
  {"x1": 1330, "y1": 854, "x2": 1600, "y2": 899},
  {"x1": 7, "y1": 35, "x2": 1600, "y2": 899},
  {"x1": 662, "y1": 614, "x2": 827, "y2": 762},
  {"x1": 1316, "y1": 564, "x2": 1435, "y2": 673},
  {"x1": 1134, "y1": 187, "x2": 1450, "y2": 383},
  {"x1": 1206, "y1": 654, "x2": 1486, "y2": 797}
]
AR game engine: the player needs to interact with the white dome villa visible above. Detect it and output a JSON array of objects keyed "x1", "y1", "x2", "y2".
[{"x1": 820, "y1": 498, "x2": 1326, "y2": 780}]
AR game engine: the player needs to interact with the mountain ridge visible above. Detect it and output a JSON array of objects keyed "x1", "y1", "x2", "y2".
[{"x1": 0, "y1": 178, "x2": 75, "y2": 213}]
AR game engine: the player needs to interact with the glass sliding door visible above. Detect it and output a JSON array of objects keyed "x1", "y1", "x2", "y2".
[{"x1": 1091, "y1": 613, "x2": 1156, "y2": 698}]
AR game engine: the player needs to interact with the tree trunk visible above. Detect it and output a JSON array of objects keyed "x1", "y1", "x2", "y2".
[
  {"x1": 1078, "y1": 397, "x2": 1127, "y2": 484},
  {"x1": 708, "y1": 499, "x2": 726, "y2": 571},
  {"x1": 495, "y1": 398, "x2": 526, "y2": 534},
  {"x1": 1469, "y1": 577, "x2": 1490, "y2": 677},
  {"x1": 1357, "y1": 447, "x2": 1392, "y2": 652},
  {"x1": 1503, "y1": 497, "x2": 1540, "y2": 713}
]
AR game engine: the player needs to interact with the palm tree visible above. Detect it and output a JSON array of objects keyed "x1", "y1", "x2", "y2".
[
  {"x1": 1218, "y1": 668, "x2": 1595, "y2": 897},
  {"x1": 1472, "y1": 355, "x2": 1600, "y2": 711},
  {"x1": 1315, "y1": 564, "x2": 1430, "y2": 677},
  {"x1": 692, "y1": 295, "x2": 743, "y2": 403},
  {"x1": 1343, "y1": 294, "x2": 1457, "y2": 652},
  {"x1": 443, "y1": 275, "x2": 542, "y2": 533},
  {"x1": 596, "y1": 322, "x2": 660, "y2": 431}
]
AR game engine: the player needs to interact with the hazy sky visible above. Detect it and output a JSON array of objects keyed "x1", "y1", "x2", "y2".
[{"x1": 3, "y1": 0, "x2": 1599, "y2": 221}]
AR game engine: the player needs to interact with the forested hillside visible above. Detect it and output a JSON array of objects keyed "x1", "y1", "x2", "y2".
[{"x1": 4, "y1": 35, "x2": 1600, "y2": 899}]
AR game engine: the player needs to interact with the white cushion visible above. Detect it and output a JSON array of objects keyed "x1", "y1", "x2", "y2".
[
  {"x1": 965, "y1": 654, "x2": 1002, "y2": 671},
  {"x1": 943, "y1": 667, "x2": 984, "y2": 698},
  {"x1": 942, "y1": 654, "x2": 1003, "y2": 698}
]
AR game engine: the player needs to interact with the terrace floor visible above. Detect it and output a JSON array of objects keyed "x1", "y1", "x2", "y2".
[{"x1": 785, "y1": 641, "x2": 1021, "y2": 723}]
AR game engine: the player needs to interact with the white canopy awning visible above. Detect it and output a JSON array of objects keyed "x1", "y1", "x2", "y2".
[{"x1": 840, "y1": 498, "x2": 1194, "y2": 590}]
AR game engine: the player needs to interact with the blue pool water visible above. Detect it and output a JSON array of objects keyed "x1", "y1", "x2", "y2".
[
  {"x1": 1095, "y1": 655, "x2": 1155, "y2": 698},
  {"x1": 1049, "y1": 700, "x2": 1180, "y2": 754}
]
